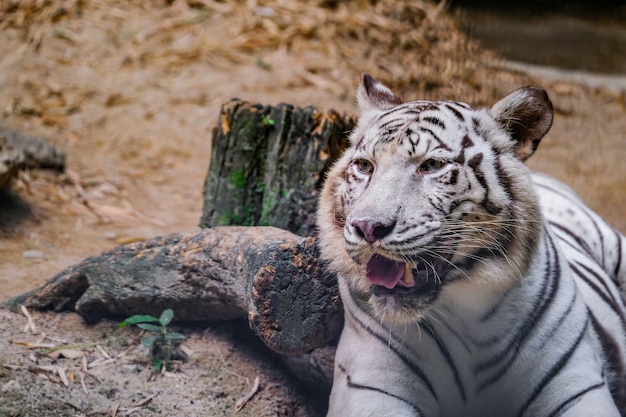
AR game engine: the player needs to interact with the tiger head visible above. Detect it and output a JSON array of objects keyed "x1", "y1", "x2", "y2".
[{"x1": 317, "y1": 74, "x2": 554, "y2": 323}]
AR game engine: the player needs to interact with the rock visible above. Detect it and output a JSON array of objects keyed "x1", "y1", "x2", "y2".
[
  {"x1": 0, "y1": 136, "x2": 25, "y2": 188},
  {"x1": 0, "y1": 128, "x2": 65, "y2": 171},
  {"x1": 0, "y1": 127, "x2": 65, "y2": 188},
  {"x1": 22, "y1": 250, "x2": 44, "y2": 259}
]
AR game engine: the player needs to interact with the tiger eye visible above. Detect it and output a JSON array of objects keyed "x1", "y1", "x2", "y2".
[
  {"x1": 420, "y1": 159, "x2": 445, "y2": 172},
  {"x1": 355, "y1": 159, "x2": 374, "y2": 175}
]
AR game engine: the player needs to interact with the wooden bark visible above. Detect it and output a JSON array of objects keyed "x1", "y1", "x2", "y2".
[
  {"x1": 8, "y1": 227, "x2": 342, "y2": 355},
  {"x1": 201, "y1": 99, "x2": 355, "y2": 236}
]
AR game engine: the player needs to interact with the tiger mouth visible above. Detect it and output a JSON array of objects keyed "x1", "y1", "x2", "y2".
[{"x1": 366, "y1": 253, "x2": 450, "y2": 296}]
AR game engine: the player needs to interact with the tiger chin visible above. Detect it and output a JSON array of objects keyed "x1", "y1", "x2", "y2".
[{"x1": 317, "y1": 74, "x2": 626, "y2": 416}]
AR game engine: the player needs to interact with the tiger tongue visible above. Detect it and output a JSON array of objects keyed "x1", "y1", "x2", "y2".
[{"x1": 366, "y1": 254, "x2": 414, "y2": 289}]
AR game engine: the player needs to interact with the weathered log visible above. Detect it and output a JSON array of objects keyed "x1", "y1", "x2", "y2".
[
  {"x1": 201, "y1": 99, "x2": 355, "y2": 236},
  {"x1": 8, "y1": 227, "x2": 342, "y2": 355}
]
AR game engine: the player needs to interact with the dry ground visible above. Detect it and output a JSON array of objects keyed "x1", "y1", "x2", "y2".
[{"x1": 0, "y1": 0, "x2": 624, "y2": 416}]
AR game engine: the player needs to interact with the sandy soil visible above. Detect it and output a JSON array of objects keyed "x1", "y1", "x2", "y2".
[
  {"x1": 0, "y1": 1, "x2": 624, "y2": 416},
  {"x1": 0, "y1": 310, "x2": 320, "y2": 416}
]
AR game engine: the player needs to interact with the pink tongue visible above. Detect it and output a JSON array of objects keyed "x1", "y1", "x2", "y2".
[{"x1": 366, "y1": 254, "x2": 406, "y2": 289}]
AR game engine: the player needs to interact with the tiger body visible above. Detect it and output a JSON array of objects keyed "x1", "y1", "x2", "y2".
[{"x1": 317, "y1": 74, "x2": 626, "y2": 417}]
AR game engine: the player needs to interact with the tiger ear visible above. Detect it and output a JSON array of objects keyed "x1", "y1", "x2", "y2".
[
  {"x1": 357, "y1": 73, "x2": 403, "y2": 112},
  {"x1": 489, "y1": 86, "x2": 554, "y2": 161}
]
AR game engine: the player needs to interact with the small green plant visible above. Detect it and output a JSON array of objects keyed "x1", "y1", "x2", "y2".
[
  {"x1": 261, "y1": 115, "x2": 275, "y2": 127},
  {"x1": 119, "y1": 308, "x2": 187, "y2": 372}
]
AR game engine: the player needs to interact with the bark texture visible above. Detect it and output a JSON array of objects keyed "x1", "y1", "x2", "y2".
[{"x1": 201, "y1": 99, "x2": 355, "y2": 236}]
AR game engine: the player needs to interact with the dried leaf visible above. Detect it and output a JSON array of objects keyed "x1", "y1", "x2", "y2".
[
  {"x1": 79, "y1": 371, "x2": 88, "y2": 395},
  {"x1": 56, "y1": 366, "x2": 69, "y2": 387},
  {"x1": 11, "y1": 341, "x2": 55, "y2": 349},
  {"x1": 47, "y1": 348, "x2": 86, "y2": 359}
]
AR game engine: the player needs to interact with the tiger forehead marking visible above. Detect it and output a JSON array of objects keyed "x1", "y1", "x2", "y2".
[{"x1": 355, "y1": 101, "x2": 473, "y2": 156}]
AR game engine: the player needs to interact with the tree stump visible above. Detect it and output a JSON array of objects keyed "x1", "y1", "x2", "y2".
[
  {"x1": 201, "y1": 99, "x2": 355, "y2": 236},
  {"x1": 8, "y1": 227, "x2": 342, "y2": 355}
]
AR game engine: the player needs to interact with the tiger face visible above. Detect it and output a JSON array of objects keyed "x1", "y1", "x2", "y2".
[{"x1": 317, "y1": 74, "x2": 554, "y2": 322}]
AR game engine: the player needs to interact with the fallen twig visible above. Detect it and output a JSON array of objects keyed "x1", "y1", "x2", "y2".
[
  {"x1": 135, "y1": 392, "x2": 158, "y2": 408},
  {"x1": 235, "y1": 376, "x2": 260, "y2": 412},
  {"x1": 79, "y1": 370, "x2": 88, "y2": 394},
  {"x1": 20, "y1": 305, "x2": 38, "y2": 334}
]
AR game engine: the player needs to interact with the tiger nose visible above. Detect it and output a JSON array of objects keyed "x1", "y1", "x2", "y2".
[{"x1": 351, "y1": 219, "x2": 396, "y2": 243}]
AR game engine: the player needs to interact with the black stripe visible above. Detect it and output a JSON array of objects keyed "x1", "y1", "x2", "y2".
[
  {"x1": 467, "y1": 152, "x2": 502, "y2": 215},
  {"x1": 493, "y1": 155, "x2": 516, "y2": 202},
  {"x1": 427, "y1": 195, "x2": 446, "y2": 215},
  {"x1": 537, "y1": 291, "x2": 578, "y2": 351},
  {"x1": 445, "y1": 103, "x2": 466, "y2": 122},
  {"x1": 546, "y1": 381, "x2": 606, "y2": 417},
  {"x1": 570, "y1": 261, "x2": 626, "y2": 330},
  {"x1": 347, "y1": 304, "x2": 439, "y2": 401},
  {"x1": 515, "y1": 316, "x2": 589, "y2": 417},
  {"x1": 422, "y1": 116, "x2": 446, "y2": 130},
  {"x1": 550, "y1": 222, "x2": 595, "y2": 259},
  {"x1": 535, "y1": 179, "x2": 606, "y2": 267},
  {"x1": 475, "y1": 234, "x2": 559, "y2": 388},
  {"x1": 355, "y1": 135, "x2": 366, "y2": 150},
  {"x1": 387, "y1": 234, "x2": 433, "y2": 249},
  {"x1": 379, "y1": 103, "x2": 413, "y2": 118},
  {"x1": 551, "y1": 224, "x2": 598, "y2": 264},
  {"x1": 447, "y1": 168, "x2": 459, "y2": 185},
  {"x1": 472, "y1": 117, "x2": 482, "y2": 137},
  {"x1": 337, "y1": 364, "x2": 425, "y2": 416},
  {"x1": 573, "y1": 260, "x2": 619, "y2": 306},
  {"x1": 421, "y1": 321, "x2": 467, "y2": 401},
  {"x1": 588, "y1": 310, "x2": 626, "y2": 409},
  {"x1": 461, "y1": 134, "x2": 474, "y2": 149},
  {"x1": 416, "y1": 126, "x2": 452, "y2": 151},
  {"x1": 379, "y1": 102, "x2": 437, "y2": 119},
  {"x1": 380, "y1": 126, "x2": 402, "y2": 143},
  {"x1": 614, "y1": 228, "x2": 623, "y2": 279},
  {"x1": 378, "y1": 118, "x2": 406, "y2": 131},
  {"x1": 467, "y1": 152, "x2": 483, "y2": 168},
  {"x1": 437, "y1": 316, "x2": 473, "y2": 353}
]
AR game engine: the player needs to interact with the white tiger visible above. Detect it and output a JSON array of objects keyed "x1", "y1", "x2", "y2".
[{"x1": 317, "y1": 74, "x2": 626, "y2": 417}]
